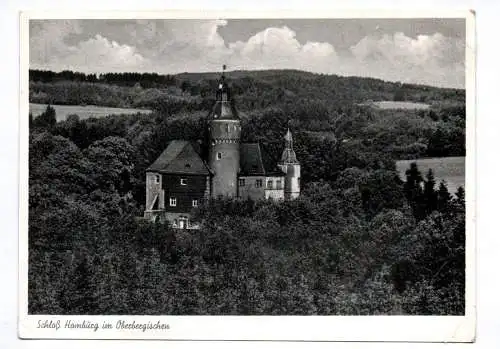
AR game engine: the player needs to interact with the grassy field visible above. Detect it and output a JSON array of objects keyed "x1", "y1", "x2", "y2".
[
  {"x1": 372, "y1": 101, "x2": 430, "y2": 109},
  {"x1": 396, "y1": 156, "x2": 465, "y2": 195},
  {"x1": 30, "y1": 103, "x2": 152, "y2": 122},
  {"x1": 359, "y1": 101, "x2": 430, "y2": 110}
]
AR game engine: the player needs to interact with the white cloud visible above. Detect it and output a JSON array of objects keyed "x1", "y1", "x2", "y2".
[
  {"x1": 227, "y1": 26, "x2": 338, "y2": 71},
  {"x1": 138, "y1": 19, "x2": 232, "y2": 72},
  {"x1": 31, "y1": 32, "x2": 149, "y2": 73},
  {"x1": 65, "y1": 35, "x2": 148, "y2": 72},
  {"x1": 29, "y1": 20, "x2": 465, "y2": 88},
  {"x1": 347, "y1": 32, "x2": 465, "y2": 87},
  {"x1": 29, "y1": 20, "x2": 83, "y2": 66}
]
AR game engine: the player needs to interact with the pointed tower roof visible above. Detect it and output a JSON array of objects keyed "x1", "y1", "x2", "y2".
[
  {"x1": 208, "y1": 65, "x2": 239, "y2": 120},
  {"x1": 280, "y1": 128, "x2": 298, "y2": 164}
]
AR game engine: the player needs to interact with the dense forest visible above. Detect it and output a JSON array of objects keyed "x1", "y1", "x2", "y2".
[
  {"x1": 28, "y1": 69, "x2": 466, "y2": 315},
  {"x1": 30, "y1": 69, "x2": 465, "y2": 159}
]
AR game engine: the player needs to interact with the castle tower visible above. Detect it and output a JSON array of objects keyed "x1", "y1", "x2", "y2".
[
  {"x1": 278, "y1": 128, "x2": 301, "y2": 200},
  {"x1": 207, "y1": 66, "x2": 241, "y2": 198}
]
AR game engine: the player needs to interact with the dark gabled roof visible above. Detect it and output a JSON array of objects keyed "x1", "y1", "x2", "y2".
[
  {"x1": 239, "y1": 143, "x2": 285, "y2": 177},
  {"x1": 147, "y1": 140, "x2": 210, "y2": 175}
]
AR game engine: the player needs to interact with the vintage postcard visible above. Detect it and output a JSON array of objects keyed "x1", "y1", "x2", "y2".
[{"x1": 19, "y1": 9, "x2": 476, "y2": 341}]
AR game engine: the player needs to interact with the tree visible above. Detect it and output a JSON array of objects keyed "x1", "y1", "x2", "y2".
[
  {"x1": 391, "y1": 211, "x2": 465, "y2": 314},
  {"x1": 437, "y1": 181, "x2": 452, "y2": 212},
  {"x1": 403, "y1": 163, "x2": 424, "y2": 219},
  {"x1": 393, "y1": 89, "x2": 406, "y2": 101},
  {"x1": 34, "y1": 104, "x2": 57, "y2": 128},
  {"x1": 83, "y1": 136, "x2": 135, "y2": 195},
  {"x1": 454, "y1": 186, "x2": 465, "y2": 211},
  {"x1": 359, "y1": 169, "x2": 406, "y2": 217},
  {"x1": 59, "y1": 255, "x2": 98, "y2": 314},
  {"x1": 422, "y1": 169, "x2": 438, "y2": 216}
]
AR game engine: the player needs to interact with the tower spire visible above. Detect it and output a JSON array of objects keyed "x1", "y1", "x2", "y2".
[
  {"x1": 284, "y1": 128, "x2": 293, "y2": 149},
  {"x1": 220, "y1": 64, "x2": 227, "y2": 86},
  {"x1": 277, "y1": 127, "x2": 301, "y2": 200},
  {"x1": 280, "y1": 128, "x2": 298, "y2": 164},
  {"x1": 217, "y1": 64, "x2": 230, "y2": 103}
]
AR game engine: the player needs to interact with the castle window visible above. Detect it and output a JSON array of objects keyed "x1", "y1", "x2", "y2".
[
  {"x1": 217, "y1": 152, "x2": 222, "y2": 160},
  {"x1": 255, "y1": 179, "x2": 263, "y2": 188},
  {"x1": 267, "y1": 180, "x2": 273, "y2": 189},
  {"x1": 180, "y1": 178, "x2": 187, "y2": 186},
  {"x1": 192, "y1": 199, "x2": 198, "y2": 207},
  {"x1": 169, "y1": 197, "x2": 177, "y2": 207},
  {"x1": 276, "y1": 179, "x2": 283, "y2": 189},
  {"x1": 238, "y1": 178, "x2": 245, "y2": 186}
]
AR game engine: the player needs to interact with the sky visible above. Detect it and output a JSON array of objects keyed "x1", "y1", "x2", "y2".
[{"x1": 29, "y1": 18, "x2": 466, "y2": 88}]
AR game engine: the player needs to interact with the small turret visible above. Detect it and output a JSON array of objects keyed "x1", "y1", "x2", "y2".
[{"x1": 278, "y1": 128, "x2": 301, "y2": 199}]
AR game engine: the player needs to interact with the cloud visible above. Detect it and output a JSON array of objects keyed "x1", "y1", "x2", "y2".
[
  {"x1": 30, "y1": 22, "x2": 149, "y2": 73},
  {"x1": 29, "y1": 20, "x2": 465, "y2": 88},
  {"x1": 29, "y1": 20, "x2": 83, "y2": 66},
  {"x1": 228, "y1": 26, "x2": 338, "y2": 70},
  {"x1": 62, "y1": 35, "x2": 148, "y2": 72},
  {"x1": 347, "y1": 32, "x2": 465, "y2": 87}
]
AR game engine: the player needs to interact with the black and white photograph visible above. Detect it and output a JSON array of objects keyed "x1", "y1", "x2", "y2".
[{"x1": 19, "y1": 11, "x2": 475, "y2": 341}]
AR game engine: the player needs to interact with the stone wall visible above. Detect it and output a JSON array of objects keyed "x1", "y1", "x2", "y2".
[{"x1": 237, "y1": 175, "x2": 265, "y2": 200}]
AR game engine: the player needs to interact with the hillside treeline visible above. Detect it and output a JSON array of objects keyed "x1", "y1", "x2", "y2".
[
  {"x1": 30, "y1": 69, "x2": 465, "y2": 159},
  {"x1": 30, "y1": 69, "x2": 177, "y2": 88},
  {"x1": 29, "y1": 69, "x2": 464, "y2": 107},
  {"x1": 29, "y1": 102, "x2": 465, "y2": 315}
]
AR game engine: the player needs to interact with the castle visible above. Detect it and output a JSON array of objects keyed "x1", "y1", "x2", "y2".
[{"x1": 143, "y1": 70, "x2": 301, "y2": 229}]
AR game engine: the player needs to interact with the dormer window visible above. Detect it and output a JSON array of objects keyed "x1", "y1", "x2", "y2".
[{"x1": 180, "y1": 178, "x2": 187, "y2": 186}]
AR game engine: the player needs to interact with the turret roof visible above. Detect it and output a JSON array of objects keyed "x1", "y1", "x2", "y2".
[
  {"x1": 280, "y1": 128, "x2": 299, "y2": 164},
  {"x1": 207, "y1": 67, "x2": 239, "y2": 120}
]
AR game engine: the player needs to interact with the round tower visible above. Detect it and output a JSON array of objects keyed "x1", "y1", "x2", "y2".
[
  {"x1": 208, "y1": 67, "x2": 241, "y2": 198},
  {"x1": 278, "y1": 128, "x2": 301, "y2": 200}
]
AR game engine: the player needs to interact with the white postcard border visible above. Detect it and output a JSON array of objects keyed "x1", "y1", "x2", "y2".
[{"x1": 18, "y1": 9, "x2": 476, "y2": 342}]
